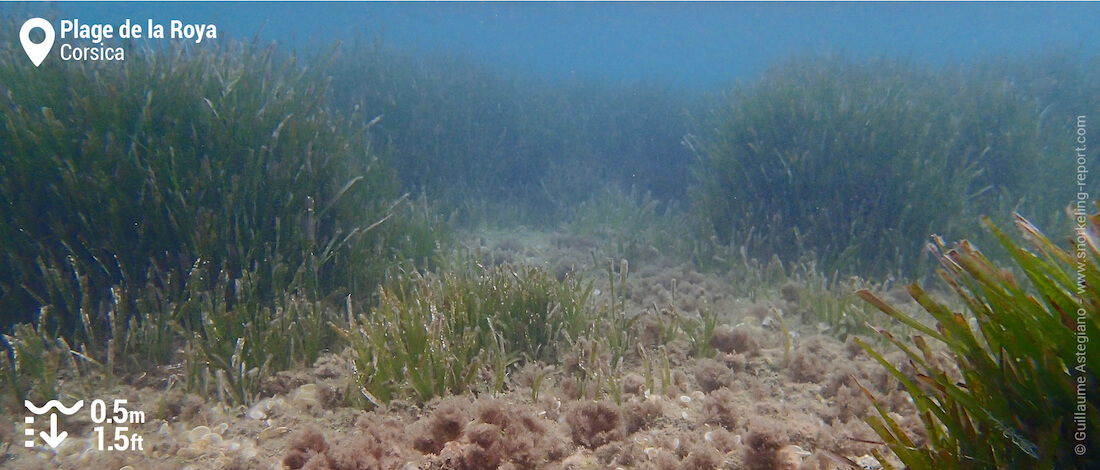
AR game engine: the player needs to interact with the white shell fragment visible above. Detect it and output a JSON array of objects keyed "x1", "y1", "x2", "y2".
[{"x1": 188, "y1": 426, "x2": 211, "y2": 443}]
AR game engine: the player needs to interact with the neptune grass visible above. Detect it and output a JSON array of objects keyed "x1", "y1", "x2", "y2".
[
  {"x1": 340, "y1": 261, "x2": 599, "y2": 406},
  {"x1": 181, "y1": 264, "x2": 337, "y2": 405},
  {"x1": 1, "y1": 323, "x2": 66, "y2": 409},
  {"x1": 600, "y1": 259, "x2": 640, "y2": 367},
  {"x1": 857, "y1": 211, "x2": 1100, "y2": 469},
  {"x1": 690, "y1": 54, "x2": 1055, "y2": 278},
  {"x1": 796, "y1": 271, "x2": 884, "y2": 341},
  {"x1": 1, "y1": 37, "x2": 403, "y2": 330},
  {"x1": 0, "y1": 35, "x2": 441, "y2": 406},
  {"x1": 678, "y1": 309, "x2": 719, "y2": 359}
]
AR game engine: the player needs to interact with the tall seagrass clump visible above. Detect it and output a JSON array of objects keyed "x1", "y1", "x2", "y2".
[
  {"x1": 856, "y1": 209, "x2": 1099, "y2": 469},
  {"x1": 0, "y1": 37, "x2": 432, "y2": 405},
  {"x1": 691, "y1": 54, "x2": 1055, "y2": 277}
]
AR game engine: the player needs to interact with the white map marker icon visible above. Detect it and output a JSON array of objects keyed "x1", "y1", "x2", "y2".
[{"x1": 20, "y1": 18, "x2": 55, "y2": 67}]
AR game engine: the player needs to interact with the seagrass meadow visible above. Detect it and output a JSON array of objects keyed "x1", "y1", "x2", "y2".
[{"x1": 2, "y1": 16, "x2": 1100, "y2": 470}]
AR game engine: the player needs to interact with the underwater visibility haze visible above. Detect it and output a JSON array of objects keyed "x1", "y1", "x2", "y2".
[{"x1": 0, "y1": 2, "x2": 1098, "y2": 469}]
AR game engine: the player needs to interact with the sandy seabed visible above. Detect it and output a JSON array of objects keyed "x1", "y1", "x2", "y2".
[{"x1": 1, "y1": 228, "x2": 929, "y2": 470}]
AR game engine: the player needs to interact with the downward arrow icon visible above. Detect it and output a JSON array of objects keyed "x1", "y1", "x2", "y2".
[{"x1": 40, "y1": 413, "x2": 67, "y2": 449}]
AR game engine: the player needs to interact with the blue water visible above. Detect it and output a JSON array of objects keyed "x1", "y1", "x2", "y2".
[{"x1": 7, "y1": 1, "x2": 1100, "y2": 89}]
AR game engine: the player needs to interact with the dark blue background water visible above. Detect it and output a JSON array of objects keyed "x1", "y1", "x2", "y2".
[{"x1": 7, "y1": 1, "x2": 1100, "y2": 89}]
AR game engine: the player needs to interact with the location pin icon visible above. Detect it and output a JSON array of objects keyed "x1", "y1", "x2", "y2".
[{"x1": 20, "y1": 18, "x2": 55, "y2": 67}]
